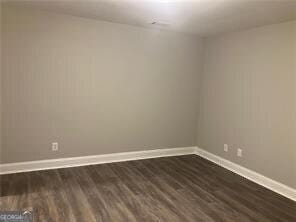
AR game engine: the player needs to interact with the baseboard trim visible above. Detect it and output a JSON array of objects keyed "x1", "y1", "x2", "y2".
[
  {"x1": 0, "y1": 146, "x2": 196, "y2": 175},
  {"x1": 195, "y1": 147, "x2": 296, "y2": 202},
  {"x1": 1, "y1": 146, "x2": 294, "y2": 201}
]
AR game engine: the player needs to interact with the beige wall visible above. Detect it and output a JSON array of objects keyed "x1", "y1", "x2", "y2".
[
  {"x1": 1, "y1": 7, "x2": 203, "y2": 163},
  {"x1": 0, "y1": 6, "x2": 2, "y2": 164},
  {"x1": 2, "y1": 6, "x2": 295, "y2": 190},
  {"x1": 197, "y1": 21, "x2": 296, "y2": 189}
]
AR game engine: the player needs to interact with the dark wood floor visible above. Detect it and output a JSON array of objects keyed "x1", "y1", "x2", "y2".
[{"x1": 0, "y1": 155, "x2": 295, "y2": 222}]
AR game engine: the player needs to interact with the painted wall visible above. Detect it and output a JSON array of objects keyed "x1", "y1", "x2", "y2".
[
  {"x1": 1, "y1": 7, "x2": 203, "y2": 163},
  {"x1": 197, "y1": 21, "x2": 296, "y2": 189},
  {"x1": 0, "y1": 6, "x2": 2, "y2": 164},
  {"x1": 2, "y1": 6, "x2": 295, "y2": 190}
]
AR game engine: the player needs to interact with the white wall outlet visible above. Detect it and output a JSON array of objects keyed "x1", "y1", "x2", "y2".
[
  {"x1": 52, "y1": 142, "x2": 58, "y2": 151},
  {"x1": 237, "y1": 148, "x2": 242, "y2": 157},
  {"x1": 224, "y1": 144, "x2": 228, "y2": 152}
]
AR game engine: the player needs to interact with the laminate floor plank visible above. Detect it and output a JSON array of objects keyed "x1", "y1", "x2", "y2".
[{"x1": 0, "y1": 155, "x2": 295, "y2": 221}]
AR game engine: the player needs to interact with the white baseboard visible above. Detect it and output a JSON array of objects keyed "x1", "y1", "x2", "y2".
[
  {"x1": 0, "y1": 146, "x2": 196, "y2": 175},
  {"x1": 195, "y1": 147, "x2": 296, "y2": 202},
  {"x1": 1, "y1": 145, "x2": 294, "y2": 202}
]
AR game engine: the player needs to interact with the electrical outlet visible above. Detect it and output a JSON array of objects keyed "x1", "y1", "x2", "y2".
[
  {"x1": 237, "y1": 148, "x2": 242, "y2": 157},
  {"x1": 52, "y1": 142, "x2": 58, "y2": 151},
  {"x1": 224, "y1": 144, "x2": 228, "y2": 152}
]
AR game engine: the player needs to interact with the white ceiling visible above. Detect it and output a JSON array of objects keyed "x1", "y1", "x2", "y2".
[{"x1": 3, "y1": 0, "x2": 296, "y2": 36}]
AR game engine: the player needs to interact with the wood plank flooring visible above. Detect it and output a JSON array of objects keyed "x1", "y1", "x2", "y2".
[{"x1": 0, "y1": 155, "x2": 295, "y2": 221}]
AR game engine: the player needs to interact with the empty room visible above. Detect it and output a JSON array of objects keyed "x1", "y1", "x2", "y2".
[{"x1": 0, "y1": 0, "x2": 295, "y2": 221}]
